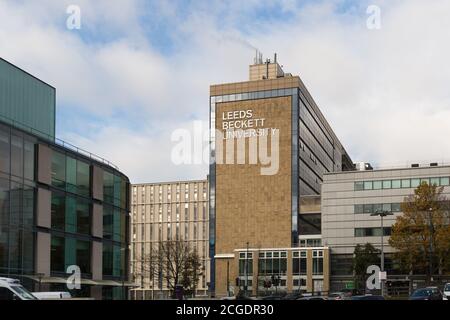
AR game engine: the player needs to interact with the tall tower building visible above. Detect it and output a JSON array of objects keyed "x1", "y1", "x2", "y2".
[{"x1": 209, "y1": 54, "x2": 352, "y2": 296}]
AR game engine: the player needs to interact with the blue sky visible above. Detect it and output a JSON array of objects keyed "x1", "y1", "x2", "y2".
[{"x1": 1, "y1": 0, "x2": 450, "y2": 183}]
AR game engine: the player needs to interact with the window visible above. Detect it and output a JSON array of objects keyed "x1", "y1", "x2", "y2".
[
  {"x1": 354, "y1": 182, "x2": 364, "y2": 191},
  {"x1": 299, "y1": 213, "x2": 321, "y2": 235},
  {"x1": 440, "y1": 177, "x2": 449, "y2": 186},
  {"x1": 392, "y1": 180, "x2": 401, "y2": 189},
  {"x1": 51, "y1": 236, "x2": 65, "y2": 272},
  {"x1": 293, "y1": 278, "x2": 307, "y2": 287},
  {"x1": 363, "y1": 204, "x2": 373, "y2": 214},
  {"x1": 382, "y1": 203, "x2": 392, "y2": 212},
  {"x1": 103, "y1": 171, "x2": 114, "y2": 204},
  {"x1": 239, "y1": 252, "x2": 253, "y2": 276},
  {"x1": 103, "y1": 243, "x2": 113, "y2": 276},
  {"x1": 430, "y1": 177, "x2": 440, "y2": 186},
  {"x1": 103, "y1": 205, "x2": 114, "y2": 240},
  {"x1": 258, "y1": 251, "x2": 287, "y2": 276},
  {"x1": 401, "y1": 179, "x2": 411, "y2": 188},
  {"x1": 77, "y1": 240, "x2": 91, "y2": 274},
  {"x1": 354, "y1": 204, "x2": 364, "y2": 214},
  {"x1": 312, "y1": 250, "x2": 323, "y2": 275},
  {"x1": 373, "y1": 181, "x2": 382, "y2": 190},
  {"x1": 76, "y1": 199, "x2": 91, "y2": 235},
  {"x1": 411, "y1": 179, "x2": 420, "y2": 188},
  {"x1": 11, "y1": 135, "x2": 23, "y2": 177},
  {"x1": 66, "y1": 157, "x2": 77, "y2": 193},
  {"x1": 51, "y1": 193, "x2": 65, "y2": 231},
  {"x1": 363, "y1": 181, "x2": 373, "y2": 190},
  {"x1": 355, "y1": 227, "x2": 391, "y2": 237},
  {"x1": 292, "y1": 251, "x2": 307, "y2": 275},
  {"x1": 420, "y1": 178, "x2": 430, "y2": 185},
  {"x1": 391, "y1": 203, "x2": 401, "y2": 212},
  {"x1": 382, "y1": 180, "x2": 391, "y2": 189},
  {"x1": 51, "y1": 151, "x2": 66, "y2": 189},
  {"x1": 0, "y1": 129, "x2": 10, "y2": 174},
  {"x1": 77, "y1": 161, "x2": 90, "y2": 197}
]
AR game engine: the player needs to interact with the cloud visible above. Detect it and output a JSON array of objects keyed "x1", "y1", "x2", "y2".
[{"x1": 1, "y1": 0, "x2": 450, "y2": 182}]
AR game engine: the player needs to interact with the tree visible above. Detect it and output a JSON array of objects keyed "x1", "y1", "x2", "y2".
[
  {"x1": 140, "y1": 240, "x2": 202, "y2": 298},
  {"x1": 389, "y1": 182, "x2": 450, "y2": 279},
  {"x1": 352, "y1": 243, "x2": 380, "y2": 291}
]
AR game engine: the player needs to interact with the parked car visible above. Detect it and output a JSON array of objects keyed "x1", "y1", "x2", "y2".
[
  {"x1": 297, "y1": 296, "x2": 327, "y2": 300},
  {"x1": 351, "y1": 295, "x2": 385, "y2": 300},
  {"x1": 409, "y1": 287, "x2": 443, "y2": 300},
  {"x1": 259, "y1": 295, "x2": 284, "y2": 300},
  {"x1": 340, "y1": 288, "x2": 362, "y2": 297},
  {"x1": 32, "y1": 291, "x2": 72, "y2": 300},
  {"x1": 328, "y1": 292, "x2": 348, "y2": 300},
  {"x1": 0, "y1": 278, "x2": 38, "y2": 300},
  {"x1": 282, "y1": 292, "x2": 303, "y2": 300},
  {"x1": 443, "y1": 283, "x2": 450, "y2": 300}
]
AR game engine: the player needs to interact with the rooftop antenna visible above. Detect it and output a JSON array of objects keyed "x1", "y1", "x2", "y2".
[{"x1": 274, "y1": 53, "x2": 277, "y2": 63}]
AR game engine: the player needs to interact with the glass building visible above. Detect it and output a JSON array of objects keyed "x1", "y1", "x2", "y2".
[{"x1": 0, "y1": 57, "x2": 131, "y2": 299}]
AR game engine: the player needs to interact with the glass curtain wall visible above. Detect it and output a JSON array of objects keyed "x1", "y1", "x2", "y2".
[{"x1": 0, "y1": 124, "x2": 36, "y2": 276}]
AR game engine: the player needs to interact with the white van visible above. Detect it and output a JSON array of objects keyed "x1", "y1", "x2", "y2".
[
  {"x1": 0, "y1": 277, "x2": 38, "y2": 300},
  {"x1": 32, "y1": 291, "x2": 72, "y2": 300},
  {"x1": 443, "y1": 283, "x2": 450, "y2": 300}
]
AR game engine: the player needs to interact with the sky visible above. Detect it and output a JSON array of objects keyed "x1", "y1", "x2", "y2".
[{"x1": 1, "y1": 0, "x2": 450, "y2": 183}]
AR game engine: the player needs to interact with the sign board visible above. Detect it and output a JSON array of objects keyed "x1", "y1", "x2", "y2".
[{"x1": 345, "y1": 282, "x2": 354, "y2": 289}]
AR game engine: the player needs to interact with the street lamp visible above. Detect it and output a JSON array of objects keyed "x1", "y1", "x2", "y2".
[
  {"x1": 370, "y1": 209, "x2": 393, "y2": 296},
  {"x1": 427, "y1": 207, "x2": 434, "y2": 284},
  {"x1": 245, "y1": 242, "x2": 249, "y2": 296}
]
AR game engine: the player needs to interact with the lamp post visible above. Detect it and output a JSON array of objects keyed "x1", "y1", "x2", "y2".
[
  {"x1": 226, "y1": 260, "x2": 230, "y2": 297},
  {"x1": 370, "y1": 210, "x2": 393, "y2": 297},
  {"x1": 245, "y1": 242, "x2": 249, "y2": 296},
  {"x1": 427, "y1": 207, "x2": 434, "y2": 284}
]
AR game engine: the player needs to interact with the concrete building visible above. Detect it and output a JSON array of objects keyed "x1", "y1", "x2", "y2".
[
  {"x1": 130, "y1": 180, "x2": 209, "y2": 299},
  {"x1": 209, "y1": 55, "x2": 353, "y2": 296},
  {"x1": 322, "y1": 163, "x2": 450, "y2": 293},
  {"x1": 0, "y1": 57, "x2": 131, "y2": 300}
]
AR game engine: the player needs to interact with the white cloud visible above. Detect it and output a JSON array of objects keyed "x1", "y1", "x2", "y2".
[{"x1": 1, "y1": 0, "x2": 450, "y2": 182}]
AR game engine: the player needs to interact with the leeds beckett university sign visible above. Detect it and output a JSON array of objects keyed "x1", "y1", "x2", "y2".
[{"x1": 222, "y1": 109, "x2": 277, "y2": 140}]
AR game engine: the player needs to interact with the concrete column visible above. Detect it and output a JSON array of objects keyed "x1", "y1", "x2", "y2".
[
  {"x1": 286, "y1": 251, "x2": 293, "y2": 293},
  {"x1": 36, "y1": 232, "x2": 51, "y2": 277},
  {"x1": 92, "y1": 240, "x2": 103, "y2": 281},
  {"x1": 92, "y1": 166, "x2": 104, "y2": 201},
  {"x1": 37, "y1": 144, "x2": 52, "y2": 185},
  {"x1": 306, "y1": 249, "x2": 313, "y2": 293},
  {"x1": 323, "y1": 248, "x2": 330, "y2": 294},
  {"x1": 36, "y1": 188, "x2": 51, "y2": 229},
  {"x1": 92, "y1": 203, "x2": 103, "y2": 238},
  {"x1": 252, "y1": 254, "x2": 259, "y2": 296}
]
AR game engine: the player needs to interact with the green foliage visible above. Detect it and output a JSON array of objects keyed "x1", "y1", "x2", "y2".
[{"x1": 389, "y1": 182, "x2": 450, "y2": 276}]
